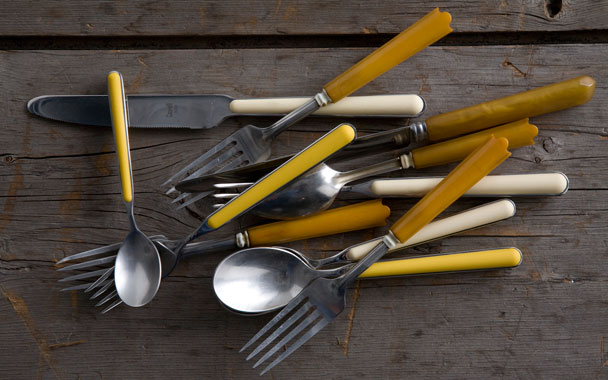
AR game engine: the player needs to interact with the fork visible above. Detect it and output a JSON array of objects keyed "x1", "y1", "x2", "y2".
[
  {"x1": 162, "y1": 9, "x2": 453, "y2": 205},
  {"x1": 240, "y1": 136, "x2": 511, "y2": 374}
]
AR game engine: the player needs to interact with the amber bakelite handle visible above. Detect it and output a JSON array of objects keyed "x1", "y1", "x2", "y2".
[
  {"x1": 412, "y1": 118, "x2": 536, "y2": 168},
  {"x1": 247, "y1": 199, "x2": 390, "y2": 246},
  {"x1": 323, "y1": 8, "x2": 452, "y2": 102},
  {"x1": 390, "y1": 137, "x2": 510, "y2": 242},
  {"x1": 425, "y1": 76, "x2": 596, "y2": 141}
]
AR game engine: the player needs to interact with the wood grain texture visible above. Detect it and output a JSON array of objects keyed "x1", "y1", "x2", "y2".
[
  {"x1": 1, "y1": 43, "x2": 607, "y2": 378},
  {"x1": 0, "y1": 1, "x2": 607, "y2": 36}
]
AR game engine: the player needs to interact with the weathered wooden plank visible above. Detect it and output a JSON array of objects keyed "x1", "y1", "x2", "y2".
[
  {"x1": 0, "y1": 1, "x2": 607, "y2": 36},
  {"x1": 1, "y1": 44, "x2": 607, "y2": 379}
]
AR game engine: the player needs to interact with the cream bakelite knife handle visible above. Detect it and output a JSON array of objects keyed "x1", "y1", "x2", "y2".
[
  {"x1": 367, "y1": 173, "x2": 569, "y2": 197},
  {"x1": 346, "y1": 199, "x2": 516, "y2": 261},
  {"x1": 359, "y1": 248, "x2": 522, "y2": 278},
  {"x1": 229, "y1": 95, "x2": 425, "y2": 117}
]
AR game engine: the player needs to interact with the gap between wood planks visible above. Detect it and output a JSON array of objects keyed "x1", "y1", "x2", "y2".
[{"x1": 0, "y1": 30, "x2": 608, "y2": 50}]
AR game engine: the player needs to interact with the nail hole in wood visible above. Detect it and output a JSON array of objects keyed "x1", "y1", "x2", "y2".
[{"x1": 545, "y1": 0, "x2": 562, "y2": 18}]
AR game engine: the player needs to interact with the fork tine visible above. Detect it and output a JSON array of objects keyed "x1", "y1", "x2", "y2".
[
  {"x1": 91, "y1": 279, "x2": 115, "y2": 299},
  {"x1": 178, "y1": 145, "x2": 244, "y2": 183},
  {"x1": 240, "y1": 292, "x2": 308, "y2": 353},
  {"x1": 58, "y1": 268, "x2": 112, "y2": 282},
  {"x1": 95, "y1": 289, "x2": 117, "y2": 307},
  {"x1": 56, "y1": 242, "x2": 122, "y2": 265},
  {"x1": 57, "y1": 255, "x2": 116, "y2": 272},
  {"x1": 246, "y1": 301, "x2": 313, "y2": 360},
  {"x1": 259, "y1": 317, "x2": 331, "y2": 375},
  {"x1": 161, "y1": 139, "x2": 238, "y2": 187},
  {"x1": 101, "y1": 298, "x2": 123, "y2": 314},
  {"x1": 214, "y1": 182, "x2": 254, "y2": 189},
  {"x1": 252, "y1": 308, "x2": 321, "y2": 368},
  {"x1": 174, "y1": 191, "x2": 213, "y2": 210},
  {"x1": 172, "y1": 156, "x2": 248, "y2": 210},
  {"x1": 85, "y1": 266, "x2": 114, "y2": 292},
  {"x1": 212, "y1": 192, "x2": 238, "y2": 199},
  {"x1": 171, "y1": 192, "x2": 190, "y2": 204},
  {"x1": 60, "y1": 280, "x2": 112, "y2": 292}
]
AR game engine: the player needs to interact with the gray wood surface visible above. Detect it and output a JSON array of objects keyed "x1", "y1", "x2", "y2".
[
  {"x1": 1, "y1": 6, "x2": 607, "y2": 380},
  {"x1": 1, "y1": 1, "x2": 608, "y2": 36}
]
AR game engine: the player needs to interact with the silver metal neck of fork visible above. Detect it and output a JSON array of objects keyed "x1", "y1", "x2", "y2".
[{"x1": 263, "y1": 96, "x2": 322, "y2": 140}]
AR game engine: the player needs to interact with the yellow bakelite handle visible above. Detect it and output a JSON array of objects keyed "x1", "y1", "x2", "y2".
[
  {"x1": 207, "y1": 124, "x2": 356, "y2": 229},
  {"x1": 323, "y1": 8, "x2": 452, "y2": 102},
  {"x1": 359, "y1": 248, "x2": 522, "y2": 278},
  {"x1": 390, "y1": 137, "x2": 510, "y2": 242},
  {"x1": 107, "y1": 71, "x2": 133, "y2": 203},
  {"x1": 426, "y1": 76, "x2": 596, "y2": 141},
  {"x1": 412, "y1": 119, "x2": 536, "y2": 169},
  {"x1": 247, "y1": 199, "x2": 390, "y2": 246}
]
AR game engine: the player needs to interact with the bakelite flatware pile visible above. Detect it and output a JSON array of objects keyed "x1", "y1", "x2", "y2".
[{"x1": 34, "y1": 7, "x2": 596, "y2": 375}]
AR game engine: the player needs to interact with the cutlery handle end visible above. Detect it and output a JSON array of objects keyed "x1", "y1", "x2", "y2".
[{"x1": 323, "y1": 8, "x2": 452, "y2": 102}]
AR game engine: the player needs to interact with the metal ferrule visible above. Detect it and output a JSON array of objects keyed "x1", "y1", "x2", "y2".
[
  {"x1": 314, "y1": 90, "x2": 332, "y2": 107},
  {"x1": 382, "y1": 230, "x2": 400, "y2": 249},
  {"x1": 409, "y1": 121, "x2": 428, "y2": 143},
  {"x1": 236, "y1": 231, "x2": 250, "y2": 248},
  {"x1": 399, "y1": 152, "x2": 414, "y2": 169}
]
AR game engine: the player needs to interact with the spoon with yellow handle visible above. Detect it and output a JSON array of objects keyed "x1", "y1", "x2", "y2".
[
  {"x1": 107, "y1": 71, "x2": 162, "y2": 308},
  {"x1": 214, "y1": 198, "x2": 517, "y2": 314},
  {"x1": 215, "y1": 247, "x2": 521, "y2": 315}
]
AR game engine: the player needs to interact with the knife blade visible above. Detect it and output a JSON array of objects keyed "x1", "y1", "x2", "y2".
[{"x1": 27, "y1": 94, "x2": 425, "y2": 129}]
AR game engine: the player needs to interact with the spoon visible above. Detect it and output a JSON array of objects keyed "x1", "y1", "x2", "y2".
[
  {"x1": 206, "y1": 119, "x2": 537, "y2": 220},
  {"x1": 107, "y1": 71, "x2": 162, "y2": 307},
  {"x1": 214, "y1": 246, "x2": 522, "y2": 315},
  {"x1": 213, "y1": 198, "x2": 517, "y2": 314}
]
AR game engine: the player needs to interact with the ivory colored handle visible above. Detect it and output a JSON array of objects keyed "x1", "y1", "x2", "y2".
[
  {"x1": 390, "y1": 137, "x2": 511, "y2": 242},
  {"x1": 229, "y1": 95, "x2": 425, "y2": 116},
  {"x1": 425, "y1": 76, "x2": 596, "y2": 141},
  {"x1": 247, "y1": 199, "x2": 390, "y2": 246},
  {"x1": 107, "y1": 71, "x2": 133, "y2": 203},
  {"x1": 359, "y1": 248, "x2": 522, "y2": 278},
  {"x1": 346, "y1": 199, "x2": 515, "y2": 261},
  {"x1": 323, "y1": 8, "x2": 452, "y2": 102},
  {"x1": 411, "y1": 119, "x2": 537, "y2": 169},
  {"x1": 369, "y1": 173, "x2": 569, "y2": 197},
  {"x1": 206, "y1": 124, "x2": 356, "y2": 229}
]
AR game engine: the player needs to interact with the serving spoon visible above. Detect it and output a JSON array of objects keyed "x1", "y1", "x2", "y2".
[
  {"x1": 107, "y1": 71, "x2": 162, "y2": 307},
  {"x1": 214, "y1": 199, "x2": 517, "y2": 314}
]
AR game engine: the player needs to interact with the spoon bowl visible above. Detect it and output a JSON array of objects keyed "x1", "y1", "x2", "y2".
[
  {"x1": 115, "y1": 230, "x2": 162, "y2": 307},
  {"x1": 214, "y1": 247, "x2": 324, "y2": 314}
]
